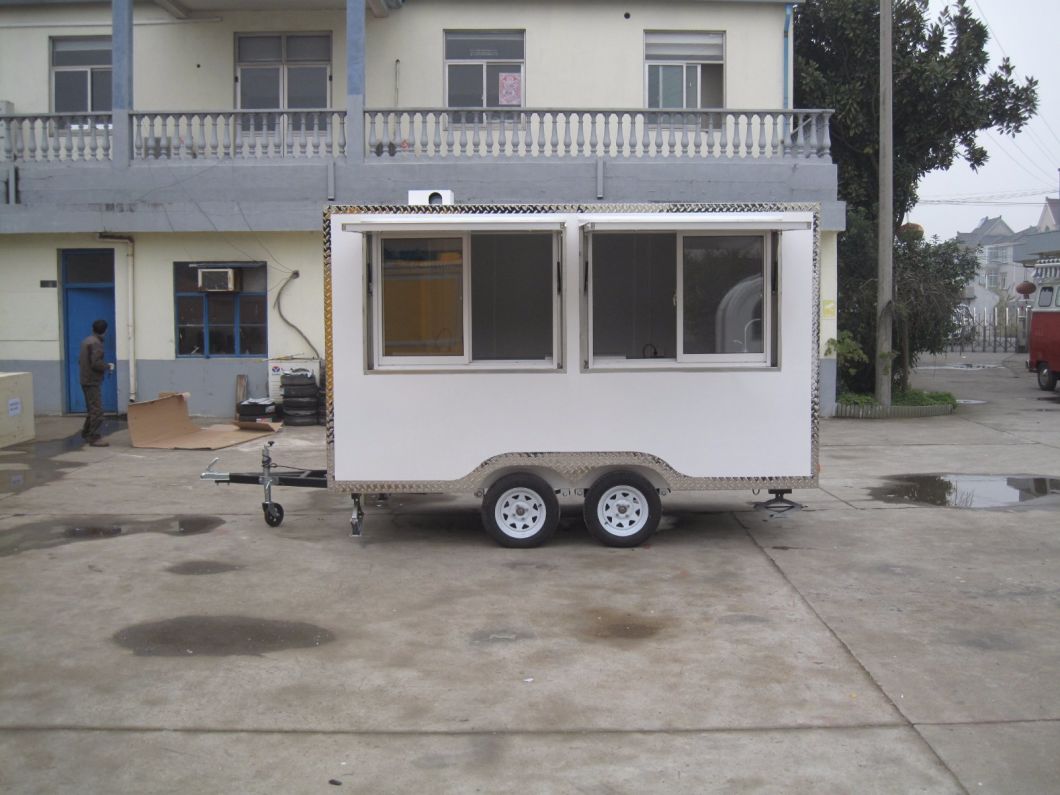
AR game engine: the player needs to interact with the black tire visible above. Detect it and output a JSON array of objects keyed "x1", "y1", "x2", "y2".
[
  {"x1": 481, "y1": 473, "x2": 559, "y2": 548},
  {"x1": 1037, "y1": 363, "x2": 1058, "y2": 391},
  {"x1": 238, "y1": 401, "x2": 276, "y2": 417},
  {"x1": 283, "y1": 414, "x2": 318, "y2": 426},
  {"x1": 583, "y1": 470, "x2": 661, "y2": 547},
  {"x1": 282, "y1": 396, "x2": 318, "y2": 409},
  {"x1": 280, "y1": 372, "x2": 316, "y2": 386},
  {"x1": 282, "y1": 384, "x2": 319, "y2": 398},
  {"x1": 263, "y1": 503, "x2": 284, "y2": 527}
]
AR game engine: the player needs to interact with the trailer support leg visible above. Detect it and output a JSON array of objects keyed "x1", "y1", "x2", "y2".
[
  {"x1": 754, "y1": 489, "x2": 802, "y2": 514},
  {"x1": 350, "y1": 494, "x2": 365, "y2": 537}
]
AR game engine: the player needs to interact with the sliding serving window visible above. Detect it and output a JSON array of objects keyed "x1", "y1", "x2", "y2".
[
  {"x1": 590, "y1": 231, "x2": 771, "y2": 366},
  {"x1": 374, "y1": 232, "x2": 558, "y2": 368}
]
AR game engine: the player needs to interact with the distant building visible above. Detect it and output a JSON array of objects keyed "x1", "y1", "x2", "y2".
[{"x1": 954, "y1": 216, "x2": 1035, "y2": 315}]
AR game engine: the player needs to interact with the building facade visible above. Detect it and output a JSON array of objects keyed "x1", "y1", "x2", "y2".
[{"x1": 1, "y1": 0, "x2": 842, "y2": 416}]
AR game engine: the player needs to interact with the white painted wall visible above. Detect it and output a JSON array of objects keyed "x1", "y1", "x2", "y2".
[
  {"x1": 2, "y1": 1, "x2": 786, "y2": 114},
  {"x1": 0, "y1": 232, "x2": 324, "y2": 364},
  {"x1": 819, "y1": 231, "x2": 837, "y2": 355}
]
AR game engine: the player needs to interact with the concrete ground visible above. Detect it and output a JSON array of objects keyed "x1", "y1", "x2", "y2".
[{"x1": 1, "y1": 351, "x2": 1058, "y2": 793}]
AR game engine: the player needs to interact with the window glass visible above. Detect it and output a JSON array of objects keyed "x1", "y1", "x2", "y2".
[
  {"x1": 471, "y1": 234, "x2": 553, "y2": 360},
  {"x1": 286, "y1": 34, "x2": 330, "y2": 62},
  {"x1": 445, "y1": 31, "x2": 524, "y2": 60},
  {"x1": 1040, "y1": 287, "x2": 1055, "y2": 308},
  {"x1": 382, "y1": 238, "x2": 464, "y2": 357},
  {"x1": 174, "y1": 263, "x2": 267, "y2": 357},
  {"x1": 593, "y1": 234, "x2": 676, "y2": 359},
  {"x1": 63, "y1": 250, "x2": 114, "y2": 283},
  {"x1": 447, "y1": 64, "x2": 483, "y2": 107},
  {"x1": 287, "y1": 65, "x2": 329, "y2": 108},
  {"x1": 683, "y1": 236, "x2": 764, "y2": 355},
  {"x1": 90, "y1": 69, "x2": 112, "y2": 113},
  {"x1": 700, "y1": 63, "x2": 724, "y2": 107},
  {"x1": 52, "y1": 37, "x2": 111, "y2": 67},
  {"x1": 240, "y1": 66, "x2": 282, "y2": 109},
  {"x1": 238, "y1": 35, "x2": 282, "y2": 63},
  {"x1": 645, "y1": 31, "x2": 724, "y2": 110},
  {"x1": 54, "y1": 71, "x2": 88, "y2": 114}
]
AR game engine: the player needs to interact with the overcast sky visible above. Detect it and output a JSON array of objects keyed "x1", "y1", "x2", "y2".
[{"x1": 900, "y1": 0, "x2": 1059, "y2": 240}]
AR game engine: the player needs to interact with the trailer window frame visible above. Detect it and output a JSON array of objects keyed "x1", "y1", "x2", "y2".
[
  {"x1": 369, "y1": 230, "x2": 562, "y2": 370},
  {"x1": 587, "y1": 229, "x2": 774, "y2": 369}
]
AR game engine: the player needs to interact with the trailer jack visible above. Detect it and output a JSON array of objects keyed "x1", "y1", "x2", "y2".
[{"x1": 754, "y1": 489, "x2": 802, "y2": 514}]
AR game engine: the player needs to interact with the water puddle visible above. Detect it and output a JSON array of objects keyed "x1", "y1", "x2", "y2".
[
  {"x1": 0, "y1": 515, "x2": 225, "y2": 557},
  {"x1": 871, "y1": 474, "x2": 1060, "y2": 509},
  {"x1": 956, "y1": 399, "x2": 986, "y2": 405},
  {"x1": 579, "y1": 608, "x2": 667, "y2": 643},
  {"x1": 0, "y1": 421, "x2": 127, "y2": 494},
  {"x1": 113, "y1": 615, "x2": 335, "y2": 656},
  {"x1": 917, "y1": 364, "x2": 1002, "y2": 371}
]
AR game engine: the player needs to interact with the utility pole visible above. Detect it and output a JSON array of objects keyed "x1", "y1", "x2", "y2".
[{"x1": 876, "y1": 0, "x2": 894, "y2": 406}]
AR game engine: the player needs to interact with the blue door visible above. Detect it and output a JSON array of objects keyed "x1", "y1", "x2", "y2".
[{"x1": 62, "y1": 250, "x2": 117, "y2": 413}]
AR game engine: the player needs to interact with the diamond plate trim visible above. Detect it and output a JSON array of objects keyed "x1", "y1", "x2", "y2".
[{"x1": 323, "y1": 202, "x2": 820, "y2": 495}]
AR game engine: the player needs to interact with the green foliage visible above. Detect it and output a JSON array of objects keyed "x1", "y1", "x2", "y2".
[
  {"x1": 837, "y1": 391, "x2": 879, "y2": 406},
  {"x1": 835, "y1": 210, "x2": 980, "y2": 391},
  {"x1": 825, "y1": 330, "x2": 870, "y2": 391},
  {"x1": 795, "y1": 0, "x2": 1038, "y2": 224},
  {"x1": 893, "y1": 389, "x2": 958, "y2": 408}
]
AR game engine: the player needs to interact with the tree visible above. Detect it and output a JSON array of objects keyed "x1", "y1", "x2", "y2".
[
  {"x1": 837, "y1": 210, "x2": 979, "y2": 392},
  {"x1": 794, "y1": 0, "x2": 1037, "y2": 393}
]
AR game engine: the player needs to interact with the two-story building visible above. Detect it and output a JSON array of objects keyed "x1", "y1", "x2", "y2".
[{"x1": 1, "y1": 0, "x2": 843, "y2": 417}]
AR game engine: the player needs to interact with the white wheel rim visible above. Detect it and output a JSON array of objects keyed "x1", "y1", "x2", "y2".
[
  {"x1": 596, "y1": 485, "x2": 649, "y2": 537},
  {"x1": 494, "y1": 487, "x2": 548, "y2": 539}
]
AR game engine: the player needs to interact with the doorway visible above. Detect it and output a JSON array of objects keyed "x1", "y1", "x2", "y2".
[{"x1": 62, "y1": 249, "x2": 117, "y2": 413}]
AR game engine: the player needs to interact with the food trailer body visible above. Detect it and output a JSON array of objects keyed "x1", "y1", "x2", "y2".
[{"x1": 318, "y1": 203, "x2": 820, "y2": 547}]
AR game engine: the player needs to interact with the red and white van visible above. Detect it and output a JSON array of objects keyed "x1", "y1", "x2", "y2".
[{"x1": 1029, "y1": 274, "x2": 1060, "y2": 391}]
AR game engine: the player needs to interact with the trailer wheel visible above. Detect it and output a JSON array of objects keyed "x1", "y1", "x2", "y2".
[
  {"x1": 482, "y1": 473, "x2": 559, "y2": 548},
  {"x1": 1037, "y1": 363, "x2": 1058, "y2": 391},
  {"x1": 263, "y1": 502, "x2": 285, "y2": 528},
  {"x1": 583, "y1": 471, "x2": 661, "y2": 547}
]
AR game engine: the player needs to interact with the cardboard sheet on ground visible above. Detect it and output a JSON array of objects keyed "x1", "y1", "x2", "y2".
[{"x1": 128, "y1": 393, "x2": 280, "y2": 450}]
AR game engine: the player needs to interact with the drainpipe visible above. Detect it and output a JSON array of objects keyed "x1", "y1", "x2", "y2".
[
  {"x1": 97, "y1": 233, "x2": 137, "y2": 404},
  {"x1": 783, "y1": 3, "x2": 794, "y2": 110}
]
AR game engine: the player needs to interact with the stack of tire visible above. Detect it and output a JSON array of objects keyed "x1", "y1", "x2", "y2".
[
  {"x1": 317, "y1": 365, "x2": 328, "y2": 426},
  {"x1": 280, "y1": 368, "x2": 319, "y2": 426}
]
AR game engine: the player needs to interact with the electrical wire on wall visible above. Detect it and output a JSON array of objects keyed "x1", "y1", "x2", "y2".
[{"x1": 274, "y1": 271, "x2": 322, "y2": 360}]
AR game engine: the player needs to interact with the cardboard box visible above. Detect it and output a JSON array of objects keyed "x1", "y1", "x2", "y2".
[
  {"x1": 128, "y1": 393, "x2": 280, "y2": 450},
  {"x1": 0, "y1": 372, "x2": 35, "y2": 448}
]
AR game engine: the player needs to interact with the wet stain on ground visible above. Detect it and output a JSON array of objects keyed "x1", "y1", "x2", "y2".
[
  {"x1": 0, "y1": 422, "x2": 127, "y2": 495},
  {"x1": 165, "y1": 560, "x2": 245, "y2": 575},
  {"x1": 716, "y1": 613, "x2": 770, "y2": 625},
  {"x1": 469, "y1": 628, "x2": 536, "y2": 645},
  {"x1": 870, "y1": 474, "x2": 1060, "y2": 509},
  {"x1": 503, "y1": 561, "x2": 556, "y2": 572},
  {"x1": 0, "y1": 515, "x2": 225, "y2": 557},
  {"x1": 113, "y1": 615, "x2": 335, "y2": 656},
  {"x1": 950, "y1": 631, "x2": 1025, "y2": 652},
  {"x1": 579, "y1": 607, "x2": 668, "y2": 644}
]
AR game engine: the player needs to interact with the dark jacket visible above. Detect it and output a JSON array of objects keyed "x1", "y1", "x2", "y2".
[{"x1": 79, "y1": 333, "x2": 107, "y2": 386}]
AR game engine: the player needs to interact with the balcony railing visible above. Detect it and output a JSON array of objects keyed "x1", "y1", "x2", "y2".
[
  {"x1": 1, "y1": 114, "x2": 113, "y2": 162},
  {"x1": 131, "y1": 110, "x2": 347, "y2": 159},
  {"x1": 2, "y1": 108, "x2": 833, "y2": 163},
  {"x1": 365, "y1": 108, "x2": 833, "y2": 160}
]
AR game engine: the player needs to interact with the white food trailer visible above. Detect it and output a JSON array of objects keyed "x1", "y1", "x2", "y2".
[{"x1": 319, "y1": 202, "x2": 820, "y2": 547}]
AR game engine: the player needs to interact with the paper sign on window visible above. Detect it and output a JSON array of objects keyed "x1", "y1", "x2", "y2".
[
  {"x1": 8, "y1": 398, "x2": 21, "y2": 417},
  {"x1": 498, "y1": 73, "x2": 521, "y2": 106}
]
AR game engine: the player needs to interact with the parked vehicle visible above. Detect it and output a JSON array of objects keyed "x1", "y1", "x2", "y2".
[
  {"x1": 1028, "y1": 277, "x2": 1060, "y2": 391},
  {"x1": 320, "y1": 202, "x2": 820, "y2": 547}
]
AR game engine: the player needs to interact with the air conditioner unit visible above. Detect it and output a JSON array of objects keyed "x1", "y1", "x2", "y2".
[
  {"x1": 198, "y1": 268, "x2": 237, "y2": 291},
  {"x1": 408, "y1": 189, "x2": 455, "y2": 206}
]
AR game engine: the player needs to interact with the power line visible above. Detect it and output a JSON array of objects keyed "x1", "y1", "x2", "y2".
[{"x1": 985, "y1": 130, "x2": 1056, "y2": 183}]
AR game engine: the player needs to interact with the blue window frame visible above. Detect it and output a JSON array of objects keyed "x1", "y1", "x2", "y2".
[{"x1": 174, "y1": 262, "x2": 267, "y2": 357}]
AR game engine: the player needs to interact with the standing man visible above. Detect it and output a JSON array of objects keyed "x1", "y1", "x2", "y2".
[{"x1": 79, "y1": 319, "x2": 112, "y2": 447}]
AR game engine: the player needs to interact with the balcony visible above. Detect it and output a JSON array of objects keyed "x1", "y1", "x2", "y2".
[{"x1": 2, "y1": 107, "x2": 832, "y2": 163}]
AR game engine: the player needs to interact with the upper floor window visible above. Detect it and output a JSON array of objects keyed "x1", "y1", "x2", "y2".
[
  {"x1": 236, "y1": 33, "x2": 331, "y2": 113},
  {"x1": 51, "y1": 37, "x2": 112, "y2": 113},
  {"x1": 444, "y1": 31, "x2": 525, "y2": 109},
  {"x1": 644, "y1": 31, "x2": 724, "y2": 109},
  {"x1": 174, "y1": 262, "x2": 268, "y2": 357}
]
